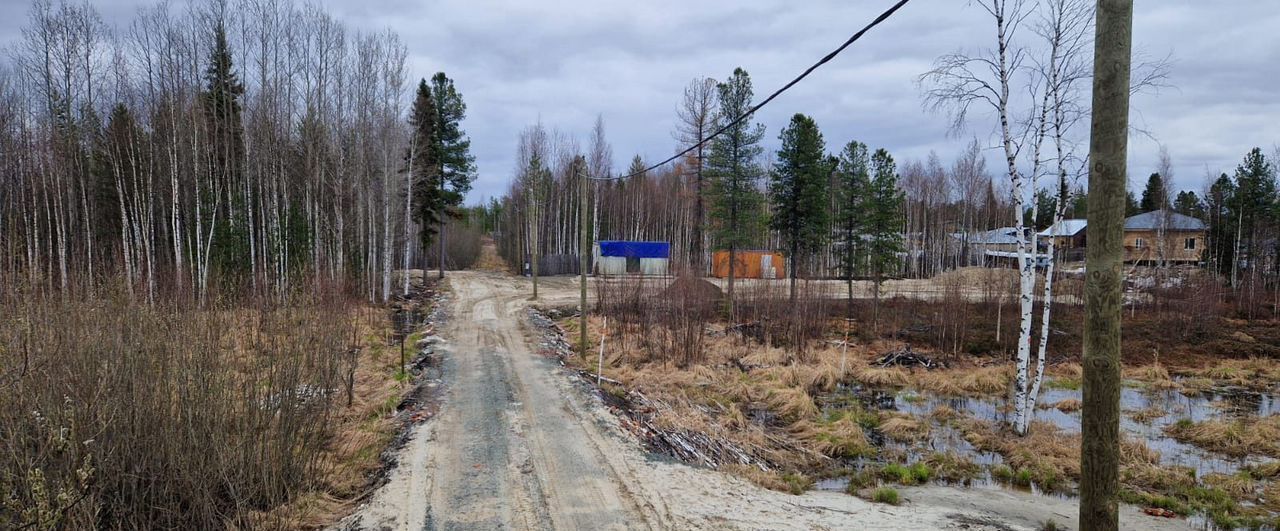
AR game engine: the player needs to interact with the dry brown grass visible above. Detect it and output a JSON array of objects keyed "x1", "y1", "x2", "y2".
[
  {"x1": 1048, "y1": 399, "x2": 1082, "y2": 412},
  {"x1": 879, "y1": 415, "x2": 930, "y2": 443},
  {"x1": 1127, "y1": 363, "x2": 1171, "y2": 381},
  {"x1": 740, "y1": 345, "x2": 793, "y2": 368},
  {"x1": 1050, "y1": 362, "x2": 1083, "y2": 380},
  {"x1": 1178, "y1": 377, "x2": 1216, "y2": 394},
  {"x1": 1122, "y1": 463, "x2": 1196, "y2": 493},
  {"x1": 929, "y1": 404, "x2": 959, "y2": 423},
  {"x1": 791, "y1": 415, "x2": 874, "y2": 458},
  {"x1": 1120, "y1": 438, "x2": 1162, "y2": 466},
  {"x1": 1183, "y1": 358, "x2": 1280, "y2": 389},
  {"x1": 757, "y1": 363, "x2": 842, "y2": 395},
  {"x1": 722, "y1": 464, "x2": 813, "y2": 495},
  {"x1": 1126, "y1": 363, "x2": 1180, "y2": 391},
  {"x1": 998, "y1": 422, "x2": 1081, "y2": 480},
  {"x1": 914, "y1": 365, "x2": 1011, "y2": 396},
  {"x1": 765, "y1": 387, "x2": 820, "y2": 423},
  {"x1": 1164, "y1": 415, "x2": 1280, "y2": 458},
  {"x1": 923, "y1": 452, "x2": 982, "y2": 483},
  {"x1": 1263, "y1": 482, "x2": 1280, "y2": 512},
  {"x1": 1203, "y1": 473, "x2": 1258, "y2": 498},
  {"x1": 1127, "y1": 405, "x2": 1168, "y2": 424},
  {"x1": 962, "y1": 418, "x2": 1161, "y2": 492},
  {"x1": 855, "y1": 366, "x2": 910, "y2": 388}
]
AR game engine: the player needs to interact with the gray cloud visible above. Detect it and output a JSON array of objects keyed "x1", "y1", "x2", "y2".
[{"x1": 2, "y1": 0, "x2": 1277, "y2": 203}]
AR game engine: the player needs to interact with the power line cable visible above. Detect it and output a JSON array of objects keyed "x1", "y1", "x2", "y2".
[{"x1": 588, "y1": 0, "x2": 911, "y2": 181}]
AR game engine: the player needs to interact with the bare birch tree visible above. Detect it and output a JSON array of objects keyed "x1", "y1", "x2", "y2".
[{"x1": 921, "y1": 0, "x2": 1043, "y2": 434}]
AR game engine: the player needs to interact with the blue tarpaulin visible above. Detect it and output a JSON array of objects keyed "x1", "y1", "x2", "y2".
[{"x1": 597, "y1": 241, "x2": 670, "y2": 258}]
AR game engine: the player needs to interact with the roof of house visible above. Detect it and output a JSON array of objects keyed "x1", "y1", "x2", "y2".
[
  {"x1": 965, "y1": 227, "x2": 1023, "y2": 245},
  {"x1": 1124, "y1": 210, "x2": 1207, "y2": 231},
  {"x1": 1037, "y1": 219, "x2": 1088, "y2": 237}
]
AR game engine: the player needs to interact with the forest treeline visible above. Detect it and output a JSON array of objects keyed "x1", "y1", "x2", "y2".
[
  {"x1": 0, "y1": 1, "x2": 486, "y2": 528},
  {"x1": 488, "y1": 69, "x2": 1278, "y2": 324},
  {"x1": 492, "y1": 68, "x2": 1019, "y2": 284},
  {"x1": 0, "y1": 0, "x2": 475, "y2": 303}
]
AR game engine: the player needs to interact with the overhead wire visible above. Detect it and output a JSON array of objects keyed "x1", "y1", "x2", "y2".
[{"x1": 586, "y1": 0, "x2": 911, "y2": 181}]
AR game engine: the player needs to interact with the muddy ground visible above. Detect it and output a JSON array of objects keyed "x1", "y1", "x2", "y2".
[{"x1": 339, "y1": 269, "x2": 1190, "y2": 530}]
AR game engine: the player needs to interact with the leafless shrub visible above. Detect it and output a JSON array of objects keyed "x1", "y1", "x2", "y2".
[
  {"x1": 1150, "y1": 271, "x2": 1225, "y2": 341},
  {"x1": 0, "y1": 277, "x2": 355, "y2": 529}
]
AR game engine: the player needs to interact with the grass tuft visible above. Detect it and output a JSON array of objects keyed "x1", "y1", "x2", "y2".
[
  {"x1": 871, "y1": 487, "x2": 900, "y2": 505},
  {"x1": 878, "y1": 415, "x2": 930, "y2": 442},
  {"x1": 855, "y1": 367, "x2": 910, "y2": 388}
]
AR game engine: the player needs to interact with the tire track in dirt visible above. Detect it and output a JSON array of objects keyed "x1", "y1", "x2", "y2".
[{"x1": 345, "y1": 272, "x2": 650, "y2": 530}]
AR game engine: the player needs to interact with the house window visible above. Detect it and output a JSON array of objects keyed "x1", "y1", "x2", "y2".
[
  {"x1": 1185, "y1": 238, "x2": 1196, "y2": 250},
  {"x1": 1134, "y1": 237, "x2": 1146, "y2": 248}
]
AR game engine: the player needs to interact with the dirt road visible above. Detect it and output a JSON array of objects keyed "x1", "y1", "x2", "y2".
[{"x1": 343, "y1": 270, "x2": 1190, "y2": 531}]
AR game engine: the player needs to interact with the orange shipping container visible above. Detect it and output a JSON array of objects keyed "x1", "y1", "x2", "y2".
[{"x1": 710, "y1": 250, "x2": 785, "y2": 279}]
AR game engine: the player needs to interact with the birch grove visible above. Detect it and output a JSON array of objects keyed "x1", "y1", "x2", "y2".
[
  {"x1": 0, "y1": 0, "x2": 421, "y2": 302},
  {"x1": 920, "y1": 0, "x2": 1095, "y2": 435}
]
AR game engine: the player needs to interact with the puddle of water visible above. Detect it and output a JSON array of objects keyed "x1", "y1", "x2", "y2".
[
  {"x1": 816, "y1": 379, "x2": 1280, "y2": 529},
  {"x1": 870, "y1": 381, "x2": 1280, "y2": 479}
]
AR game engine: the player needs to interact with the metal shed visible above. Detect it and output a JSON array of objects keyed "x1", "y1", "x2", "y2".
[{"x1": 593, "y1": 241, "x2": 670, "y2": 276}]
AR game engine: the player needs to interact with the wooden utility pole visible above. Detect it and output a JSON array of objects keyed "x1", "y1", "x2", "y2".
[
  {"x1": 578, "y1": 159, "x2": 589, "y2": 357},
  {"x1": 1081, "y1": 0, "x2": 1132, "y2": 529}
]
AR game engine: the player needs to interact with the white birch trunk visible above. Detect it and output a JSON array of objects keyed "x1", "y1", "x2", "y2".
[{"x1": 403, "y1": 137, "x2": 415, "y2": 295}]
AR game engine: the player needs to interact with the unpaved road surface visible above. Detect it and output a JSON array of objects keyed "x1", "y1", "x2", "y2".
[{"x1": 342, "y1": 271, "x2": 1190, "y2": 531}]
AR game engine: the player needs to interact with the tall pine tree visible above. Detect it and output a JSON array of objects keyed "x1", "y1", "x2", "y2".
[
  {"x1": 706, "y1": 67, "x2": 766, "y2": 317},
  {"x1": 1205, "y1": 173, "x2": 1237, "y2": 274},
  {"x1": 769, "y1": 113, "x2": 828, "y2": 302},
  {"x1": 1229, "y1": 148, "x2": 1277, "y2": 284},
  {"x1": 1139, "y1": 172, "x2": 1168, "y2": 212},
  {"x1": 865, "y1": 148, "x2": 904, "y2": 327},
  {"x1": 421, "y1": 72, "x2": 476, "y2": 276},
  {"x1": 408, "y1": 80, "x2": 441, "y2": 246},
  {"x1": 203, "y1": 20, "x2": 247, "y2": 279},
  {"x1": 1124, "y1": 190, "x2": 1140, "y2": 216},
  {"x1": 834, "y1": 140, "x2": 870, "y2": 312},
  {"x1": 1173, "y1": 190, "x2": 1204, "y2": 219}
]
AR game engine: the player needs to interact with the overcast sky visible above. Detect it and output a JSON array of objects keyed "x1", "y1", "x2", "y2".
[{"x1": 2, "y1": 0, "x2": 1278, "y2": 205}]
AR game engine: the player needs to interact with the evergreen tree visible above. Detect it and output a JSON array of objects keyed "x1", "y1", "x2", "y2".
[
  {"x1": 1204, "y1": 173, "x2": 1237, "y2": 274},
  {"x1": 1229, "y1": 148, "x2": 1278, "y2": 281},
  {"x1": 1024, "y1": 188, "x2": 1057, "y2": 230},
  {"x1": 203, "y1": 20, "x2": 248, "y2": 277},
  {"x1": 204, "y1": 21, "x2": 244, "y2": 183},
  {"x1": 93, "y1": 104, "x2": 139, "y2": 242},
  {"x1": 407, "y1": 79, "x2": 441, "y2": 246},
  {"x1": 1140, "y1": 172, "x2": 1168, "y2": 212},
  {"x1": 769, "y1": 113, "x2": 828, "y2": 301},
  {"x1": 865, "y1": 148, "x2": 905, "y2": 325},
  {"x1": 1125, "y1": 190, "x2": 1140, "y2": 216},
  {"x1": 706, "y1": 67, "x2": 766, "y2": 316},
  {"x1": 523, "y1": 151, "x2": 551, "y2": 296},
  {"x1": 1173, "y1": 190, "x2": 1205, "y2": 219},
  {"x1": 626, "y1": 155, "x2": 647, "y2": 180},
  {"x1": 834, "y1": 140, "x2": 870, "y2": 310},
  {"x1": 424, "y1": 72, "x2": 476, "y2": 274},
  {"x1": 620, "y1": 155, "x2": 647, "y2": 239},
  {"x1": 1068, "y1": 186, "x2": 1088, "y2": 218}
]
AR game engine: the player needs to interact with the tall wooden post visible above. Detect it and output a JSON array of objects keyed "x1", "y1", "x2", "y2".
[
  {"x1": 1081, "y1": 0, "x2": 1132, "y2": 529},
  {"x1": 578, "y1": 160, "x2": 589, "y2": 357}
]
